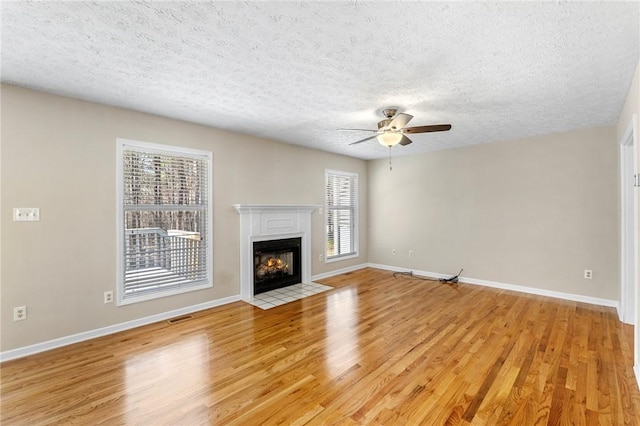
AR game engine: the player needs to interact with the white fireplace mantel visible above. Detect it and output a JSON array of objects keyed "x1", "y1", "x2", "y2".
[{"x1": 233, "y1": 204, "x2": 320, "y2": 301}]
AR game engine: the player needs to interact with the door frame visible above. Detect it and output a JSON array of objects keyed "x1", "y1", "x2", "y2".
[{"x1": 619, "y1": 114, "x2": 638, "y2": 331}]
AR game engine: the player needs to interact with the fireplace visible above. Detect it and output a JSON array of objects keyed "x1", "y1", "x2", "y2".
[
  {"x1": 253, "y1": 237, "x2": 301, "y2": 294},
  {"x1": 234, "y1": 204, "x2": 320, "y2": 301}
]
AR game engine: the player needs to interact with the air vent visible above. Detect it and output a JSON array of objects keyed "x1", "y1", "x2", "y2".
[{"x1": 167, "y1": 315, "x2": 193, "y2": 324}]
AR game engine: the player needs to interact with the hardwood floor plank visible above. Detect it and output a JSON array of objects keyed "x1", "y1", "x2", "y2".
[{"x1": 2, "y1": 268, "x2": 639, "y2": 425}]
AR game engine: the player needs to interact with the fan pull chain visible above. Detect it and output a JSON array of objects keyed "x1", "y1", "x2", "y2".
[{"x1": 388, "y1": 147, "x2": 393, "y2": 171}]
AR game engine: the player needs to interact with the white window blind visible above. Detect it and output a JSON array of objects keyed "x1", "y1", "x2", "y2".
[
  {"x1": 325, "y1": 170, "x2": 358, "y2": 260},
  {"x1": 117, "y1": 139, "x2": 212, "y2": 304}
]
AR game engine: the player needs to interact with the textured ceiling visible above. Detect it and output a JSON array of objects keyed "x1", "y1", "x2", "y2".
[{"x1": 2, "y1": 1, "x2": 638, "y2": 160}]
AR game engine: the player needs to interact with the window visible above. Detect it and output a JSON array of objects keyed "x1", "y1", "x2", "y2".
[
  {"x1": 325, "y1": 169, "x2": 358, "y2": 261},
  {"x1": 116, "y1": 139, "x2": 212, "y2": 305}
]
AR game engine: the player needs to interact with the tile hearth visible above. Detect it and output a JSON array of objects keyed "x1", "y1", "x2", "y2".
[{"x1": 247, "y1": 282, "x2": 332, "y2": 310}]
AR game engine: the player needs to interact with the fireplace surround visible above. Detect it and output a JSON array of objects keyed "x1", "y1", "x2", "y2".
[{"x1": 233, "y1": 204, "x2": 320, "y2": 301}]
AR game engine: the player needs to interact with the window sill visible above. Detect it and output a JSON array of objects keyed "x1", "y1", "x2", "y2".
[
  {"x1": 325, "y1": 252, "x2": 359, "y2": 264},
  {"x1": 117, "y1": 281, "x2": 212, "y2": 306}
]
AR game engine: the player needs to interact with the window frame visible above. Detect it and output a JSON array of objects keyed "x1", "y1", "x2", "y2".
[
  {"x1": 324, "y1": 169, "x2": 359, "y2": 263},
  {"x1": 116, "y1": 138, "x2": 213, "y2": 305}
]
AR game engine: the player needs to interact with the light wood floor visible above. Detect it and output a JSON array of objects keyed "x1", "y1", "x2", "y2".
[{"x1": 2, "y1": 268, "x2": 640, "y2": 425}]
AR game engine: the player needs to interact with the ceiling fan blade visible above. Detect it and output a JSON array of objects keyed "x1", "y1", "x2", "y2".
[
  {"x1": 337, "y1": 128, "x2": 378, "y2": 132},
  {"x1": 399, "y1": 135, "x2": 413, "y2": 146},
  {"x1": 403, "y1": 124, "x2": 452, "y2": 134},
  {"x1": 349, "y1": 134, "x2": 378, "y2": 145},
  {"x1": 388, "y1": 113, "x2": 413, "y2": 130}
]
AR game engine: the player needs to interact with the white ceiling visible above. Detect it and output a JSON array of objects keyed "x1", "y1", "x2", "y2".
[{"x1": 2, "y1": 1, "x2": 638, "y2": 160}]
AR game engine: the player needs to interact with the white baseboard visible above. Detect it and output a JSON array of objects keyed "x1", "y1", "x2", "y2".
[
  {"x1": 312, "y1": 263, "x2": 368, "y2": 281},
  {"x1": 0, "y1": 295, "x2": 242, "y2": 363},
  {"x1": 617, "y1": 306, "x2": 622, "y2": 321},
  {"x1": 368, "y1": 263, "x2": 619, "y2": 308}
]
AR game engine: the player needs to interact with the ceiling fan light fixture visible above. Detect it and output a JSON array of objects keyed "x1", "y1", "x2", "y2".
[{"x1": 377, "y1": 132, "x2": 403, "y2": 147}]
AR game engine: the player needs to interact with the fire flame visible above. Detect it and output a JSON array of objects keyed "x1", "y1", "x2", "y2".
[{"x1": 256, "y1": 256, "x2": 289, "y2": 279}]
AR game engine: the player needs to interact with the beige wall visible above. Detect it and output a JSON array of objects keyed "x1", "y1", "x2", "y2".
[
  {"x1": 617, "y1": 60, "x2": 639, "y2": 368},
  {"x1": 368, "y1": 126, "x2": 619, "y2": 300},
  {"x1": 0, "y1": 80, "x2": 629, "y2": 355},
  {"x1": 617, "y1": 61, "x2": 639, "y2": 140},
  {"x1": 1, "y1": 84, "x2": 368, "y2": 351}
]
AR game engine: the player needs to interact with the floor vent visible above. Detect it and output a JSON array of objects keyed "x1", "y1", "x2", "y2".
[{"x1": 167, "y1": 315, "x2": 193, "y2": 324}]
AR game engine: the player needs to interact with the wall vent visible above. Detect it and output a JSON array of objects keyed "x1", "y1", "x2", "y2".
[{"x1": 167, "y1": 315, "x2": 193, "y2": 324}]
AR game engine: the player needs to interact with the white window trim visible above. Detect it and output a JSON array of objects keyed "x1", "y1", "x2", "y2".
[
  {"x1": 324, "y1": 169, "x2": 359, "y2": 263},
  {"x1": 116, "y1": 138, "x2": 213, "y2": 305}
]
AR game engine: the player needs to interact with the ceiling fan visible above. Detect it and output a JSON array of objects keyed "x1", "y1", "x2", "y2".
[{"x1": 344, "y1": 108, "x2": 451, "y2": 148}]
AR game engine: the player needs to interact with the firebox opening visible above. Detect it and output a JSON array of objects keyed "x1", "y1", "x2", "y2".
[{"x1": 253, "y1": 237, "x2": 302, "y2": 295}]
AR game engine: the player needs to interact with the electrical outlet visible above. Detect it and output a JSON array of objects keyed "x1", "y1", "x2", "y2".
[
  {"x1": 392, "y1": 249, "x2": 396, "y2": 255},
  {"x1": 584, "y1": 269, "x2": 593, "y2": 279},
  {"x1": 318, "y1": 208, "x2": 323, "y2": 215},
  {"x1": 13, "y1": 208, "x2": 40, "y2": 222},
  {"x1": 319, "y1": 253, "x2": 324, "y2": 262},
  {"x1": 13, "y1": 306, "x2": 27, "y2": 321},
  {"x1": 409, "y1": 250, "x2": 414, "y2": 257},
  {"x1": 104, "y1": 291, "x2": 114, "y2": 304}
]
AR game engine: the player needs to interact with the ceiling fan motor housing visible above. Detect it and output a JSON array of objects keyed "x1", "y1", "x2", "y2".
[{"x1": 382, "y1": 108, "x2": 398, "y2": 119}]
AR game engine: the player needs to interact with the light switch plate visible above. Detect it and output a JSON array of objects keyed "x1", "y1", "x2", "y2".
[{"x1": 13, "y1": 208, "x2": 40, "y2": 221}]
